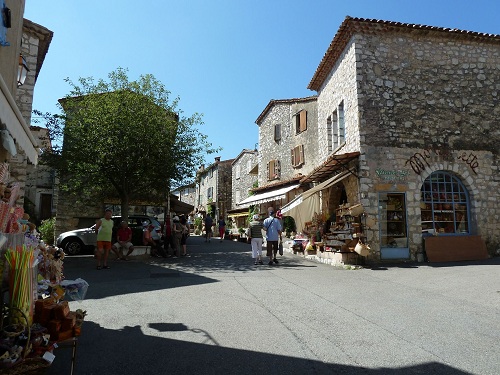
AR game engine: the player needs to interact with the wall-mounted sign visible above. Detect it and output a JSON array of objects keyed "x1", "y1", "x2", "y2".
[{"x1": 375, "y1": 169, "x2": 409, "y2": 182}]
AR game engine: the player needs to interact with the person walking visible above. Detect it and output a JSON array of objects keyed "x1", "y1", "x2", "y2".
[
  {"x1": 180, "y1": 216, "x2": 189, "y2": 256},
  {"x1": 162, "y1": 214, "x2": 174, "y2": 256},
  {"x1": 204, "y1": 214, "x2": 214, "y2": 242},
  {"x1": 218, "y1": 216, "x2": 226, "y2": 242},
  {"x1": 263, "y1": 207, "x2": 282, "y2": 266},
  {"x1": 95, "y1": 208, "x2": 114, "y2": 270},
  {"x1": 172, "y1": 216, "x2": 183, "y2": 257},
  {"x1": 247, "y1": 214, "x2": 264, "y2": 265}
]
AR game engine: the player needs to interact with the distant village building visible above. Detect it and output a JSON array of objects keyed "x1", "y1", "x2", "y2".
[
  {"x1": 236, "y1": 97, "x2": 319, "y2": 215},
  {"x1": 195, "y1": 156, "x2": 234, "y2": 220},
  {"x1": 227, "y1": 149, "x2": 258, "y2": 231}
]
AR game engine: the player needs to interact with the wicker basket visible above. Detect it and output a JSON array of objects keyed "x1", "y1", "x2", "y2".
[{"x1": 1, "y1": 357, "x2": 51, "y2": 375}]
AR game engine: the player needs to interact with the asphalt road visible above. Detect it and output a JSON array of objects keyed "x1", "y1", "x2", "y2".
[{"x1": 47, "y1": 235, "x2": 500, "y2": 375}]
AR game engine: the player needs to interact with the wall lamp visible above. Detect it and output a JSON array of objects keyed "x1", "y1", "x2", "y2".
[{"x1": 17, "y1": 54, "x2": 29, "y2": 86}]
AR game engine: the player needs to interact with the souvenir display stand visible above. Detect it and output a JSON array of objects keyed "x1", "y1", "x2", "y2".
[
  {"x1": 294, "y1": 203, "x2": 370, "y2": 264},
  {"x1": 0, "y1": 165, "x2": 87, "y2": 374}
]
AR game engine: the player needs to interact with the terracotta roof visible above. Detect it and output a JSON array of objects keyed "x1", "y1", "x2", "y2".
[
  {"x1": 252, "y1": 175, "x2": 303, "y2": 193},
  {"x1": 300, "y1": 151, "x2": 360, "y2": 184},
  {"x1": 308, "y1": 16, "x2": 500, "y2": 91},
  {"x1": 255, "y1": 96, "x2": 317, "y2": 125}
]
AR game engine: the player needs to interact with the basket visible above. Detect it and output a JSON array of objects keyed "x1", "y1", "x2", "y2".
[
  {"x1": 1, "y1": 357, "x2": 51, "y2": 375},
  {"x1": 348, "y1": 203, "x2": 364, "y2": 217},
  {"x1": 354, "y1": 241, "x2": 371, "y2": 257}
]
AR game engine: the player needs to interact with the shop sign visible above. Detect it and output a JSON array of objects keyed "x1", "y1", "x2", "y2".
[{"x1": 375, "y1": 169, "x2": 409, "y2": 182}]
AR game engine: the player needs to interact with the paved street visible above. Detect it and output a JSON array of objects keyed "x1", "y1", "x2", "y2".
[{"x1": 48, "y1": 235, "x2": 500, "y2": 375}]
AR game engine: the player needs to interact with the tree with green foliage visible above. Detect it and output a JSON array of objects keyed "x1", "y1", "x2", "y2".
[{"x1": 34, "y1": 68, "x2": 218, "y2": 220}]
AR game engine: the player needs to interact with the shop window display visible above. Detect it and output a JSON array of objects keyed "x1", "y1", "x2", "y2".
[{"x1": 420, "y1": 171, "x2": 470, "y2": 235}]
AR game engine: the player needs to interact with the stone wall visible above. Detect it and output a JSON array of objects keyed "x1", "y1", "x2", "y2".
[
  {"x1": 195, "y1": 159, "x2": 233, "y2": 218},
  {"x1": 257, "y1": 98, "x2": 319, "y2": 187},
  {"x1": 317, "y1": 40, "x2": 360, "y2": 161},
  {"x1": 232, "y1": 150, "x2": 258, "y2": 209}
]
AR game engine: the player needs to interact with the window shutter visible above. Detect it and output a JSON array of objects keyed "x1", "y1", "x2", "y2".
[
  {"x1": 291, "y1": 148, "x2": 295, "y2": 167},
  {"x1": 299, "y1": 144, "x2": 304, "y2": 165},
  {"x1": 268, "y1": 160, "x2": 275, "y2": 180},
  {"x1": 275, "y1": 160, "x2": 281, "y2": 178},
  {"x1": 300, "y1": 110, "x2": 307, "y2": 132}
]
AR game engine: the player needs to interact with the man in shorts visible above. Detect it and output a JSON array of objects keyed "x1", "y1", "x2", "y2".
[
  {"x1": 204, "y1": 214, "x2": 214, "y2": 242},
  {"x1": 263, "y1": 206, "x2": 282, "y2": 265},
  {"x1": 112, "y1": 221, "x2": 134, "y2": 260},
  {"x1": 95, "y1": 208, "x2": 113, "y2": 270}
]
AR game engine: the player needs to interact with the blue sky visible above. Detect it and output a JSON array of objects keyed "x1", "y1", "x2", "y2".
[{"x1": 25, "y1": 0, "x2": 500, "y2": 165}]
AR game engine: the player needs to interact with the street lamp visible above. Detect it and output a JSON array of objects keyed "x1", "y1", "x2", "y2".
[{"x1": 17, "y1": 54, "x2": 29, "y2": 86}]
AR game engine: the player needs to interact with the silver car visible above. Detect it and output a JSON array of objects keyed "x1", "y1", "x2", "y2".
[{"x1": 56, "y1": 215, "x2": 161, "y2": 255}]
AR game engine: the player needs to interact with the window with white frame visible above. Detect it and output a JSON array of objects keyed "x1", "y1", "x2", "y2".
[
  {"x1": 207, "y1": 187, "x2": 213, "y2": 200},
  {"x1": 338, "y1": 101, "x2": 345, "y2": 144},
  {"x1": 291, "y1": 145, "x2": 304, "y2": 168},
  {"x1": 247, "y1": 159, "x2": 251, "y2": 173},
  {"x1": 235, "y1": 164, "x2": 241, "y2": 179},
  {"x1": 327, "y1": 101, "x2": 345, "y2": 152},
  {"x1": 267, "y1": 159, "x2": 281, "y2": 181},
  {"x1": 235, "y1": 189, "x2": 241, "y2": 205},
  {"x1": 295, "y1": 110, "x2": 307, "y2": 134}
]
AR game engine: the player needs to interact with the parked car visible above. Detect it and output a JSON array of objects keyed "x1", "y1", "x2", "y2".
[{"x1": 56, "y1": 215, "x2": 161, "y2": 255}]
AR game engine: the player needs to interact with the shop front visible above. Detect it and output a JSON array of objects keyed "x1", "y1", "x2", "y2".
[{"x1": 280, "y1": 147, "x2": 495, "y2": 264}]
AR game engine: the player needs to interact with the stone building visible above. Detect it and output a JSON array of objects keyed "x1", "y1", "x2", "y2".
[
  {"x1": 227, "y1": 149, "x2": 258, "y2": 231},
  {"x1": 171, "y1": 182, "x2": 196, "y2": 210},
  {"x1": 24, "y1": 126, "x2": 55, "y2": 224},
  {"x1": 195, "y1": 157, "x2": 234, "y2": 220},
  {"x1": 237, "y1": 97, "x2": 319, "y2": 213},
  {"x1": 10, "y1": 19, "x2": 53, "y2": 208},
  {"x1": 286, "y1": 16, "x2": 499, "y2": 262},
  {"x1": 0, "y1": 3, "x2": 51, "y2": 207}
]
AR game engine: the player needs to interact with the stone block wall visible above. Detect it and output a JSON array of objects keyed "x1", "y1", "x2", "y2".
[
  {"x1": 257, "y1": 98, "x2": 319, "y2": 187},
  {"x1": 353, "y1": 31, "x2": 500, "y2": 256},
  {"x1": 232, "y1": 150, "x2": 257, "y2": 208},
  {"x1": 317, "y1": 39, "x2": 361, "y2": 161}
]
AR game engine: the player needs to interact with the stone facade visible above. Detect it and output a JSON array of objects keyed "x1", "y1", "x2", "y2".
[
  {"x1": 24, "y1": 126, "x2": 55, "y2": 223},
  {"x1": 307, "y1": 17, "x2": 500, "y2": 260},
  {"x1": 231, "y1": 149, "x2": 258, "y2": 209},
  {"x1": 172, "y1": 184, "x2": 196, "y2": 209},
  {"x1": 195, "y1": 157, "x2": 234, "y2": 219},
  {"x1": 256, "y1": 97, "x2": 319, "y2": 187},
  {"x1": 9, "y1": 19, "x2": 52, "y2": 206}
]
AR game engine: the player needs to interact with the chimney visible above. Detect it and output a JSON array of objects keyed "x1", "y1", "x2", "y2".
[{"x1": 214, "y1": 156, "x2": 221, "y2": 163}]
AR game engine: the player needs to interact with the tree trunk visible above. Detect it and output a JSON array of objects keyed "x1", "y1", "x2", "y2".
[{"x1": 121, "y1": 195, "x2": 130, "y2": 222}]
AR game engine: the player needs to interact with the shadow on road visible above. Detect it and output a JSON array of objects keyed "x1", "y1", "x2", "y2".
[
  {"x1": 62, "y1": 235, "x2": 318, "y2": 301},
  {"x1": 47, "y1": 320, "x2": 473, "y2": 375}
]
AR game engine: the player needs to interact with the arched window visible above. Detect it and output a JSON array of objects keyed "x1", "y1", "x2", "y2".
[{"x1": 420, "y1": 172, "x2": 470, "y2": 235}]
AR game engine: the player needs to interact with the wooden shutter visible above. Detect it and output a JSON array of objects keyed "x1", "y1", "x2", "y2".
[
  {"x1": 299, "y1": 144, "x2": 304, "y2": 165},
  {"x1": 299, "y1": 110, "x2": 307, "y2": 132},
  {"x1": 275, "y1": 160, "x2": 280, "y2": 178},
  {"x1": 267, "y1": 160, "x2": 275, "y2": 180},
  {"x1": 291, "y1": 148, "x2": 295, "y2": 167}
]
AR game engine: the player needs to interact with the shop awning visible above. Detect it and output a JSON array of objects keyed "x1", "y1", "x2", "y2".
[
  {"x1": 228, "y1": 212, "x2": 249, "y2": 218},
  {"x1": 0, "y1": 75, "x2": 39, "y2": 164},
  {"x1": 237, "y1": 184, "x2": 299, "y2": 206},
  {"x1": 301, "y1": 151, "x2": 359, "y2": 184},
  {"x1": 280, "y1": 171, "x2": 351, "y2": 232},
  {"x1": 302, "y1": 170, "x2": 351, "y2": 199}
]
